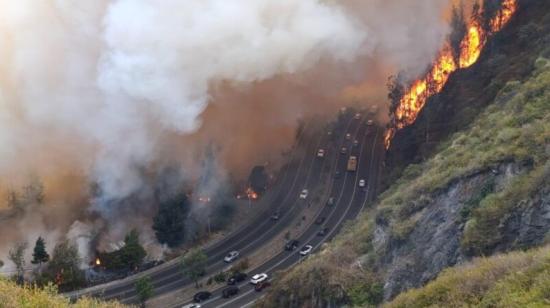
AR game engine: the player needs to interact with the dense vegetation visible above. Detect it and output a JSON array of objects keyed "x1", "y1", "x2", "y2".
[
  {"x1": 260, "y1": 52, "x2": 550, "y2": 308},
  {"x1": 380, "y1": 55, "x2": 550, "y2": 255},
  {"x1": 152, "y1": 193, "x2": 189, "y2": 247},
  {"x1": 386, "y1": 245, "x2": 550, "y2": 308},
  {"x1": 100, "y1": 230, "x2": 147, "y2": 271},
  {"x1": 0, "y1": 277, "x2": 126, "y2": 308}
]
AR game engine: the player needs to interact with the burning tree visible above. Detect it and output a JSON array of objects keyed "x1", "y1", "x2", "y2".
[{"x1": 385, "y1": 0, "x2": 518, "y2": 148}]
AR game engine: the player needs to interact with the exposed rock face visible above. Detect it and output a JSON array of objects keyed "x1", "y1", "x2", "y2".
[
  {"x1": 377, "y1": 162, "x2": 550, "y2": 299},
  {"x1": 495, "y1": 186, "x2": 550, "y2": 251}
]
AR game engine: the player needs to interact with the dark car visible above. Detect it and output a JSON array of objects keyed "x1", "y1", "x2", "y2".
[
  {"x1": 315, "y1": 217, "x2": 326, "y2": 225},
  {"x1": 317, "y1": 227, "x2": 329, "y2": 236},
  {"x1": 255, "y1": 281, "x2": 272, "y2": 292},
  {"x1": 334, "y1": 171, "x2": 341, "y2": 179},
  {"x1": 193, "y1": 291, "x2": 212, "y2": 303},
  {"x1": 270, "y1": 212, "x2": 280, "y2": 221},
  {"x1": 326, "y1": 197, "x2": 335, "y2": 206},
  {"x1": 227, "y1": 272, "x2": 247, "y2": 285},
  {"x1": 285, "y1": 239, "x2": 299, "y2": 251},
  {"x1": 222, "y1": 286, "x2": 239, "y2": 298}
]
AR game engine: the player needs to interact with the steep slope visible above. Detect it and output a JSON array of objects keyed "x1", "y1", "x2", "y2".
[
  {"x1": 0, "y1": 278, "x2": 127, "y2": 308},
  {"x1": 384, "y1": 0, "x2": 550, "y2": 187},
  {"x1": 257, "y1": 2, "x2": 550, "y2": 306},
  {"x1": 386, "y1": 245, "x2": 550, "y2": 308}
]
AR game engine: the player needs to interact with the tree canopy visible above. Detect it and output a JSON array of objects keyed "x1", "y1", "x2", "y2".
[
  {"x1": 100, "y1": 229, "x2": 146, "y2": 271},
  {"x1": 135, "y1": 276, "x2": 154, "y2": 306},
  {"x1": 180, "y1": 249, "x2": 207, "y2": 287},
  {"x1": 45, "y1": 241, "x2": 84, "y2": 292},
  {"x1": 31, "y1": 237, "x2": 50, "y2": 265},
  {"x1": 152, "y1": 193, "x2": 189, "y2": 247}
]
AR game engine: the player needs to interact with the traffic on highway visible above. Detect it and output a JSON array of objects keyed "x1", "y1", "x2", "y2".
[{"x1": 69, "y1": 108, "x2": 384, "y2": 308}]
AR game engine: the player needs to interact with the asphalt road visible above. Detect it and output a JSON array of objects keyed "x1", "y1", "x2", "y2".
[
  {"x1": 174, "y1": 117, "x2": 384, "y2": 308},
  {"x1": 70, "y1": 111, "x2": 357, "y2": 304}
]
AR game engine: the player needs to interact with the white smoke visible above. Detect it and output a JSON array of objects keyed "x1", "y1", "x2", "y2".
[{"x1": 0, "y1": 0, "x2": 453, "y2": 259}]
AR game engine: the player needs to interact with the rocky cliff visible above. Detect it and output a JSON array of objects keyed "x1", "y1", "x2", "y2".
[{"x1": 258, "y1": 2, "x2": 550, "y2": 306}]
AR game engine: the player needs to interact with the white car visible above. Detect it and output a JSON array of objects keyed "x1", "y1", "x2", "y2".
[
  {"x1": 354, "y1": 113, "x2": 361, "y2": 120},
  {"x1": 317, "y1": 149, "x2": 325, "y2": 158},
  {"x1": 182, "y1": 304, "x2": 201, "y2": 308},
  {"x1": 345, "y1": 133, "x2": 351, "y2": 140},
  {"x1": 224, "y1": 250, "x2": 239, "y2": 263},
  {"x1": 250, "y1": 273, "x2": 269, "y2": 285},
  {"x1": 300, "y1": 245, "x2": 313, "y2": 256},
  {"x1": 299, "y1": 189, "x2": 309, "y2": 199},
  {"x1": 359, "y1": 179, "x2": 366, "y2": 187},
  {"x1": 353, "y1": 140, "x2": 359, "y2": 147}
]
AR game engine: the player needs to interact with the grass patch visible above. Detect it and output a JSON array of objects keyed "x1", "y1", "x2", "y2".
[
  {"x1": 385, "y1": 245, "x2": 550, "y2": 308},
  {"x1": 0, "y1": 278, "x2": 127, "y2": 308}
]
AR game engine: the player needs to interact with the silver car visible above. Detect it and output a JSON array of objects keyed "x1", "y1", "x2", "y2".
[{"x1": 224, "y1": 250, "x2": 239, "y2": 263}]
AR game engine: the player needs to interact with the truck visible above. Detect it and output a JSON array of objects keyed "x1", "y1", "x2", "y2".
[{"x1": 347, "y1": 156, "x2": 357, "y2": 172}]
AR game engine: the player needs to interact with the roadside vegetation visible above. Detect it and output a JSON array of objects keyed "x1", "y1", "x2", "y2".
[
  {"x1": 380, "y1": 55, "x2": 550, "y2": 254},
  {"x1": 0, "y1": 277, "x2": 127, "y2": 308},
  {"x1": 260, "y1": 55, "x2": 550, "y2": 307}
]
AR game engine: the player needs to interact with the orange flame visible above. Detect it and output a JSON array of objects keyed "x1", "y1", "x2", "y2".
[
  {"x1": 491, "y1": 0, "x2": 517, "y2": 32},
  {"x1": 459, "y1": 23, "x2": 483, "y2": 68},
  {"x1": 385, "y1": 0, "x2": 517, "y2": 149},
  {"x1": 246, "y1": 187, "x2": 258, "y2": 200}
]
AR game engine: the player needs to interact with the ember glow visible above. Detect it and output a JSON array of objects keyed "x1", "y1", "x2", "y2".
[
  {"x1": 385, "y1": 0, "x2": 517, "y2": 148},
  {"x1": 247, "y1": 187, "x2": 259, "y2": 200},
  {"x1": 95, "y1": 257, "x2": 101, "y2": 266}
]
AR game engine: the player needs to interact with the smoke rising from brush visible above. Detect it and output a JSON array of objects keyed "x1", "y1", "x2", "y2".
[{"x1": 0, "y1": 0, "x2": 452, "y2": 262}]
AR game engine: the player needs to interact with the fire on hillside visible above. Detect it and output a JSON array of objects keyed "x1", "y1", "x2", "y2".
[{"x1": 385, "y1": 0, "x2": 518, "y2": 149}]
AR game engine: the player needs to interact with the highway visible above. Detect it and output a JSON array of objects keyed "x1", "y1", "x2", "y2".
[
  {"x1": 173, "y1": 114, "x2": 384, "y2": 308},
  {"x1": 69, "y1": 111, "x2": 361, "y2": 304}
]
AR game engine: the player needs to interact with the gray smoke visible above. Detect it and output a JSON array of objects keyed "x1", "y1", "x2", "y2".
[{"x1": 0, "y1": 0, "x2": 452, "y2": 262}]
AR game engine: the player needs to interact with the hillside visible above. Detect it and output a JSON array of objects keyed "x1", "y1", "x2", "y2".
[
  {"x1": 386, "y1": 244, "x2": 550, "y2": 308},
  {"x1": 257, "y1": 2, "x2": 550, "y2": 307},
  {"x1": 0, "y1": 278, "x2": 127, "y2": 308}
]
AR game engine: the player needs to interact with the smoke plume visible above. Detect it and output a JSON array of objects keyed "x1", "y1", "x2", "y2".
[{"x1": 0, "y1": 0, "x2": 453, "y2": 264}]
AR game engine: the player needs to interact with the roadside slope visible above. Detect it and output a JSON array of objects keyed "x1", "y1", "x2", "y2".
[
  {"x1": 0, "y1": 277, "x2": 127, "y2": 308},
  {"x1": 257, "y1": 28, "x2": 550, "y2": 308},
  {"x1": 386, "y1": 244, "x2": 550, "y2": 308}
]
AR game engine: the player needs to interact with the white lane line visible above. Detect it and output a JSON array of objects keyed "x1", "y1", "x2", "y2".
[
  {"x1": 107, "y1": 126, "x2": 321, "y2": 302},
  {"x1": 174, "y1": 115, "x2": 361, "y2": 308},
  {"x1": 123, "y1": 118, "x2": 351, "y2": 304},
  {"x1": 359, "y1": 128, "x2": 380, "y2": 213},
  {"x1": 216, "y1": 124, "x2": 378, "y2": 308},
  {"x1": 70, "y1": 124, "x2": 311, "y2": 300}
]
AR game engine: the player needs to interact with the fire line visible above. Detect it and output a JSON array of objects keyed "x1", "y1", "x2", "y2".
[{"x1": 385, "y1": 0, "x2": 517, "y2": 149}]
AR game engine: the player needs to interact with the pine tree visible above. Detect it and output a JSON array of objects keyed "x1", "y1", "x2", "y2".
[{"x1": 31, "y1": 237, "x2": 50, "y2": 265}]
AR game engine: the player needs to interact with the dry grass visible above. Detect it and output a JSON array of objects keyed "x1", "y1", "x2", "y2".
[
  {"x1": 385, "y1": 245, "x2": 550, "y2": 308},
  {"x1": 0, "y1": 278, "x2": 128, "y2": 308}
]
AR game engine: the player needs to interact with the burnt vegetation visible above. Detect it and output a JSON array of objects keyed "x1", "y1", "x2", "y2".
[{"x1": 260, "y1": 1, "x2": 550, "y2": 307}]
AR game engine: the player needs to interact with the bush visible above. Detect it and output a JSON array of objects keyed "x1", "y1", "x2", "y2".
[
  {"x1": 386, "y1": 245, "x2": 550, "y2": 308},
  {"x1": 0, "y1": 277, "x2": 126, "y2": 307}
]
